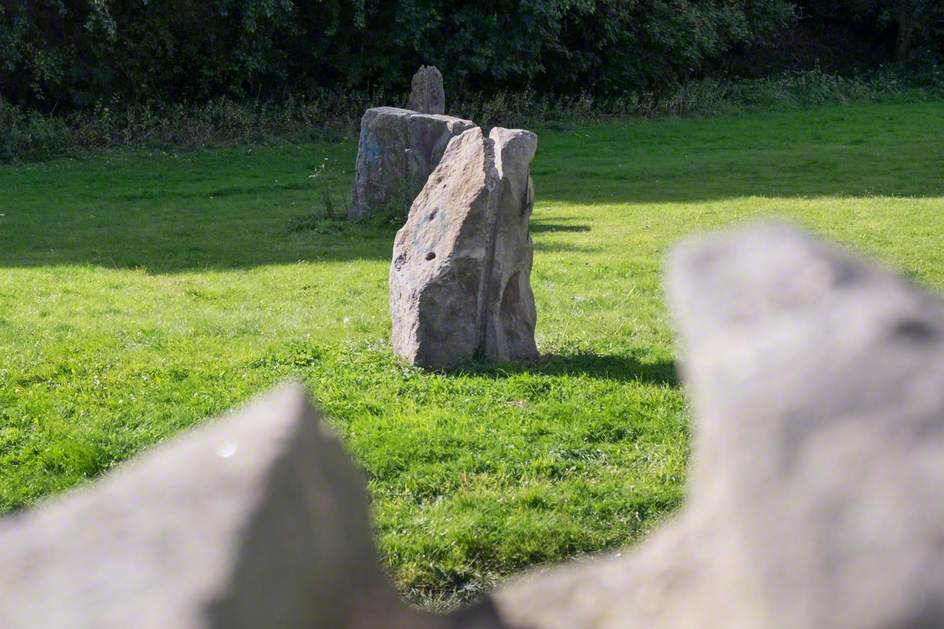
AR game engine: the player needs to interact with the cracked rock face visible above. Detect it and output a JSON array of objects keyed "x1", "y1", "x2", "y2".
[
  {"x1": 406, "y1": 65, "x2": 445, "y2": 115},
  {"x1": 389, "y1": 126, "x2": 539, "y2": 370},
  {"x1": 348, "y1": 107, "x2": 475, "y2": 221}
]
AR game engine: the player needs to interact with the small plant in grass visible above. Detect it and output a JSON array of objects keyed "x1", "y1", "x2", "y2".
[
  {"x1": 287, "y1": 216, "x2": 349, "y2": 234},
  {"x1": 321, "y1": 189, "x2": 338, "y2": 220},
  {"x1": 287, "y1": 156, "x2": 347, "y2": 232},
  {"x1": 286, "y1": 191, "x2": 347, "y2": 233}
]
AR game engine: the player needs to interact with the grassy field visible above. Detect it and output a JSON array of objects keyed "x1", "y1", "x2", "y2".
[{"x1": 1, "y1": 100, "x2": 943, "y2": 606}]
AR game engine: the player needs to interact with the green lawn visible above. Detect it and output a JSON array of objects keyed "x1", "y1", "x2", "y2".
[{"x1": 1, "y1": 100, "x2": 943, "y2": 606}]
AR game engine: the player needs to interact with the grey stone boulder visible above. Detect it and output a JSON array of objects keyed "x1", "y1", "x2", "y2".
[
  {"x1": 667, "y1": 222, "x2": 944, "y2": 629},
  {"x1": 348, "y1": 106, "x2": 475, "y2": 221},
  {"x1": 389, "y1": 126, "x2": 539, "y2": 370},
  {"x1": 0, "y1": 384, "x2": 446, "y2": 629},
  {"x1": 493, "y1": 223, "x2": 944, "y2": 629},
  {"x1": 407, "y1": 65, "x2": 445, "y2": 115}
]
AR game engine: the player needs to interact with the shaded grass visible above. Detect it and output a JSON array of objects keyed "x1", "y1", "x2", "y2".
[{"x1": 1, "y1": 100, "x2": 943, "y2": 606}]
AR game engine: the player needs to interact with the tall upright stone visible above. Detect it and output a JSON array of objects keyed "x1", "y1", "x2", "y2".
[
  {"x1": 406, "y1": 65, "x2": 445, "y2": 115},
  {"x1": 348, "y1": 107, "x2": 475, "y2": 221},
  {"x1": 483, "y1": 127, "x2": 539, "y2": 362},
  {"x1": 389, "y1": 126, "x2": 539, "y2": 370}
]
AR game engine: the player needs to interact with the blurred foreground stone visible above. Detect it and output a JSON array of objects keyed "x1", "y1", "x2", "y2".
[
  {"x1": 390, "y1": 126, "x2": 539, "y2": 369},
  {"x1": 492, "y1": 222, "x2": 944, "y2": 629},
  {"x1": 348, "y1": 106, "x2": 475, "y2": 220},
  {"x1": 0, "y1": 385, "x2": 448, "y2": 629}
]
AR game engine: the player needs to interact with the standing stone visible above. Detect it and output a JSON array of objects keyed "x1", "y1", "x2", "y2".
[
  {"x1": 0, "y1": 384, "x2": 447, "y2": 629},
  {"x1": 390, "y1": 126, "x2": 539, "y2": 370},
  {"x1": 492, "y1": 223, "x2": 944, "y2": 629},
  {"x1": 348, "y1": 107, "x2": 475, "y2": 221},
  {"x1": 406, "y1": 65, "x2": 445, "y2": 115},
  {"x1": 483, "y1": 128, "x2": 539, "y2": 363}
]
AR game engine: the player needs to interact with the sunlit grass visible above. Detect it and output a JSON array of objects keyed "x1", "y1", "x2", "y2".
[{"x1": 1, "y1": 100, "x2": 942, "y2": 606}]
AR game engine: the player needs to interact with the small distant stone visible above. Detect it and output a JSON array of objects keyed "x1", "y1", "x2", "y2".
[{"x1": 406, "y1": 66, "x2": 445, "y2": 115}]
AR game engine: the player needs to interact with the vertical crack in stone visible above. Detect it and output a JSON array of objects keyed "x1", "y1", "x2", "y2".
[{"x1": 475, "y1": 134, "x2": 501, "y2": 360}]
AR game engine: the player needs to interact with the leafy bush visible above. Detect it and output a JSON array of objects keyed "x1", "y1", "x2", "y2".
[
  {"x1": 1, "y1": 0, "x2": 796, "y2": 110},
  {"x1": 3, "y1": 68, "x2": 941, "y2": 162}
]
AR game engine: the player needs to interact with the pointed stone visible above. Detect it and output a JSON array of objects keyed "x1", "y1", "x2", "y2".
[
  {"x1": 389, "y1": 126, "x2": 539, "y2": 370},
  {"x1": 0, "y1": 384, "x2": 446, "y2": 629},
  {"x1": 407, "y1": 65, "x2": 445, "y2": 115}
]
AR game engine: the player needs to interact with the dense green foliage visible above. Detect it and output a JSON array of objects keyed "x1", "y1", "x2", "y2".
[
  {"x1": 3, "y1": 68, "x2": 941, "y2": 162},
  {"x1": 797, "y1": 0, "x2": 944, "y2": 67},
  {"x1": 2, "y1": 0, "x2": 797, "y2": 108},
  {"x1": 1, "y1": 100, "x2": 942, "y2": 606},
  {"x1": 4, "y1": 1, "x2": 943, "y2": 162}
]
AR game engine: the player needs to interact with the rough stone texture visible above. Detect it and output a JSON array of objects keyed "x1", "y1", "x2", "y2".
[
  {"x1": 406, "y1": 65, "x2": 445, "y2": 115},
  {"x1": 482, "y1": 127, "x2": 539, "y2": 362},
  {"x1": 493, "y1": 512, "x2": 740, "y2": 629},
  {"x1": 667, "y1": 222, "x2": 944, "y2": 629},
  {"x1": 389, "y1": 126, "x2": 539, "y2": 370},
  {"x1": 493, "y1": 222, "x2": 944, "y2": 629},
  {"x1": 348, "y1": 106, "x2": 475, "y2": 221},
  {"x1": 0, "y1": 384, "x2": 447, "y2": 629}
]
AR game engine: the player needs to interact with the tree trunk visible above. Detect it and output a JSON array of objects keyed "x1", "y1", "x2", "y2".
[{"x1": 895, "y1": 0, "x2": 916, "y2": 68}]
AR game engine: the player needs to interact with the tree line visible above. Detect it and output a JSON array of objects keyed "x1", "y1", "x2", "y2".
[{"x1": 1, "y1": 0, "x2": 941, "y2": 111}]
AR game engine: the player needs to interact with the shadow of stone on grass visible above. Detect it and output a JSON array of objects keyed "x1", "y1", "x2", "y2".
[
  {"x1": 453, "y1": 352, "x2": 678, "y2": 387},
  {"x1": 530, "y1": 222, "x2": 591, "y2": 233}
]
